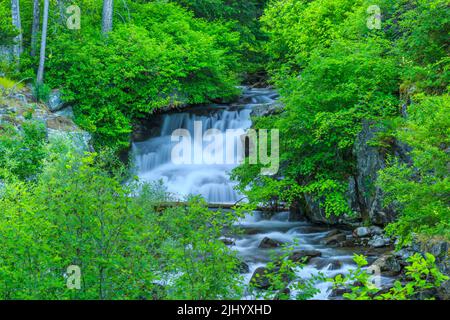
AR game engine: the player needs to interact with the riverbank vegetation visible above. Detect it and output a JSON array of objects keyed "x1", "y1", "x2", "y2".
[
  {"x1": 232, "y1": 0, "x2": 449, "y2": 244},
  {"x1": 0, "y1": 0, "x2": 448, "y2": 300}
]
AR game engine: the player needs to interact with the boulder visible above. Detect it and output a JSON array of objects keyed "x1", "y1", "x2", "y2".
[
  {"x1": 368, "y1": 235, "x2": 391, "y2": 248},
  {"x1": 220, "y1": 238, "x2": 235, "y2": 246},
  {"x1": 321, "y1": 233, "x2": 346, "y2": 246},
  {"x1": 353, "y1": 227, "x2": 371, "y2": 238},
  {"x1": 250, "y1": 264, "x2": 292, "y2": 290},
  {"x1": 329, "y1": 287, "x2": 351, "y2": 299},
  {"x1": 370, "y1": 254, "x2": 402, "y2": 276},
  {"x1": 236, "y1": 261, "x2": 250, "y2": 274},
  {"x1": 288, "y1": 250, "x2": 322, "y2": 263},
  {"x1": 47, "y1": 90, "x2": 65, "y2": 112},
  {"x1": 309, "y1": 257, "x2": 343, "y2": 270},
  {"x1": 369, "y1": 226, "x2": 383, "y2": 236},
  {"x1": 259, "y1": 237, "x2": 283, "y2": 249}
]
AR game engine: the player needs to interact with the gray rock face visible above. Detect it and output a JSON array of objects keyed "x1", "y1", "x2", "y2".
[
  {"x1": 47, "y1": 90, "x2": 66, "y2": 112},
  {"x1": 1, "y1": 89, "x2": 92, "y2": 152},
  {"x1": 412, "y1": 238, "x2": 450, "y2": 276},
  {"x1": 303, "y1": 194, "x2": 340, "y2": 225},
  {"x1": 353, "y1": 120, "x2": 396, "y2": 225}
]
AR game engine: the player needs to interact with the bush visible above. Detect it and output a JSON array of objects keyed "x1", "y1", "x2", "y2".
[
  {"x1": 0, "y1": 140, "x2": 242, "y2": 299},
  {"x1": 377, "y1": 94, "x2": 450, "y2": 245},
  {"x1": 0, "y1": 120, "x2": 47, "y2": 181},
  {"x1": 44, "y1": 1, "x2": 241, "y2": 149}
]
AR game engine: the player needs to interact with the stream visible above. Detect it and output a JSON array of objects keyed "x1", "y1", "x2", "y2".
[{"x1": 131, "y1": 87, "x2": 392, "y2": 299}]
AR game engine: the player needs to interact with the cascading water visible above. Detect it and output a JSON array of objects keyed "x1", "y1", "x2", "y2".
[
  {"x1": 132, "y1": 87, "x2": 391, "y2": 299},
  {"x1": 132, "y1": 87, "x2": 274, "y2": 204}
]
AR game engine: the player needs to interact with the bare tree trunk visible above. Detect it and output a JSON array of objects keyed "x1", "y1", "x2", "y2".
[
  {"x1": 37, "y1": 0, "x2": 49, "y2": 84},
  {"x1": 11, "y1": 0, "x2": 23, "y2": 61},
  {"x1": 30, "y1": 0, "x2": 40, "y2": 57},
  {"x1": 102, "y1": 0, "x2": 114, "y2": 35},
  {"x1": 57, "y1": 0, "x2": 66, "y2": 24}
]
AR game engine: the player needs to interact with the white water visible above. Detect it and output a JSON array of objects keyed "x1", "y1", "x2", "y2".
[
  {"x1": 132, "y1": 87, "x2": 276, "y2": 204},
  {"x1": 132, "y1": 87, "x2": 391, "y2": 299}
]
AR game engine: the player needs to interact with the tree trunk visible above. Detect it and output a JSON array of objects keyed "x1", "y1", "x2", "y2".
[
  {"x1": 37, "y1": 0, "x2": 49, "y2": 84},
  {"x1": 102, "y1": 0, "x2": 114, "y2": 35},
  {"x1": 11, "y1": 0, "x2": 23, "y2": 60},
  {"x1": 30, "y1": 0, "x2": 40, "y2": 57},
  {"x1": 57, "y1": 0, "x2": 66, "y2": 24}
]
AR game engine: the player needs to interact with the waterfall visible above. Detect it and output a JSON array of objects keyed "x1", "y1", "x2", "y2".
[{"x1": 132, "y1": 87, "x2": 277, "y2": 204}]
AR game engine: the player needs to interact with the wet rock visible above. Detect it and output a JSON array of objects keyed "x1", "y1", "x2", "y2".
[
  {"x1": 369, "y1": 226, "x2": 383, "y2": 236},
  {"x1": 321, "y1": 233, "x2": 346, "y2": 246},
  {"x1": 309, "y1": 257, "x2": 343, "y2": 270},
  {"x1": 288, "y1": 250, "x2": 322, "y2": 263},
  {"x1": 325, "y1": 229, "x2": 342, "y2": 238},
  {"x1": 410, "y1": 237, "x2": 450, "y2": 299},
  {"x1": 250, "y1": 264, "x2": 292, "y2": 290},
  {"x1": 339, "y1": 238, "x2": 358, "y2": 248},
  {"x1": 250, "y1": 267, "x2": 271, "y2": 289},
  {"x1": 220, "y1": 238, "x2": 235, "y2": 246},
  {"x1": 303, "y1": 194, "x2": 340, "y2": 225},
  {"x1": 353, "y1": 227, "x2": 371, "y2": 238},
  {"x1": 368, "y1": 235, "x2": 391, "y2": 248},
  {"x1": 370, "y1": 254, "x2": 402, "y2": 276},
  {"x1": 236, "y1": 261, "x2": 250, "y2": 274},
  {"x1": 259, "y1": 237, "x2": 283, "y2": 249},
  {"x1": 329, "y1": 287, "x2": 351, "y2": 299}
]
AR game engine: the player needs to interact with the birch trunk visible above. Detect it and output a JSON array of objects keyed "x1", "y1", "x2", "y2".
[
  {"x1": 30, "y1": 0, "x2": 40, "y2": 57},
  {"x1": 102, "y1": 0, "x2": 114, "y2": 35},
  {"x1": 37, "y1": 0, "x2": 49, "y2": 84},
  {"x1": 11, "y1": 0, "x2": 23, "y2": 60}
]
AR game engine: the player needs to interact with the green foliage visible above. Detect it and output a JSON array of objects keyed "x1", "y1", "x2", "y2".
[
  {"x1": 0, "y1": 1, "x2": 17, "y2": 46},
  {"x1": 172, "y1": 0, "x2": 270, "y2": 77},
  {"x1": 248, "y1": 244, "x2": 321, "y2": 300},
  {"x1": 378, "y1": 94, "x2": 450, "y2": 245},
  {"x1": 40, "y1": 1, "x2": 240, "y2": 149},
  {"x1": 154, "y1": 196, "x2": 243, "y2": 299},
  {"x1": 233, "y1": 0, "x2": 449, "y2": 230},
  {"x1": 32, "y1": 81, "x2": 51, "y2": 103},
  {"x1": 234, "y1": 0, "x2": 400, "y2": 217},
  {"x1": 330, "y1": 253, "x2": 449, "y2": 300},
  {"x1": 0, "y1": 120, "x2": 47, "y2": 181},
  {"x1": 0, "y1": 139, "x2": 242, "y2": 299}
]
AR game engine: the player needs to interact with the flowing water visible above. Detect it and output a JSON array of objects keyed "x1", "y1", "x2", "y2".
[{"x1": 132, "y1": 87, "x2": 391, "y2": 299}]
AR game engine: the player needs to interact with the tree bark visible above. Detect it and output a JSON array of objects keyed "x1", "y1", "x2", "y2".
[
  {"x1": 37, "y1": 0, "x2": 49, "y2": 84},
  {"x1": 11, "y1": 0, "x2": 23, "y2": 60},
  {"x1": 57, "y1": 0, "x2": 66, "y2": 24},
  {"x1": 30, "y1": 0, "x2": 40, "y2": 57},
  {"x1": 102, "y1": 0, "x2": 114, "y2": 35}
]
